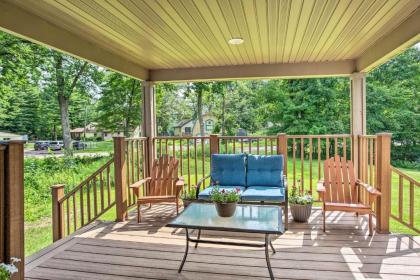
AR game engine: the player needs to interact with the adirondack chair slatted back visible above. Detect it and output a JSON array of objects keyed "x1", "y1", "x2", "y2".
[
  {"x1": 148, "y1": 156, "x2": 179, "y2": 196},
  {"x1": 323, "y1": 156, "x2": 357, "y2": 203}
]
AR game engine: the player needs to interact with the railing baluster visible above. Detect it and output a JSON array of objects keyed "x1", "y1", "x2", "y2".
[
  {"x1": 398, "y1": 175, "x2": 403, "y2": 220},
  {"x1": 107, "y1": 165, "x2": 111, "y2": 206},
  {"x1": 264, "y1": 138, "x2": 268, "y2": 155},
  {"x1": 343, "y1": 137, "x2": 347, "y2": 161},
  {"x1": 248, "y1": 138, "x2": 251, "y2": 154},
  {"x1": 137, "y1": 140, "x2": 141, "y2": 181},
  {"x1": 187, "y1": 139, "x2": 191, "y2": 190},
  {"x1": 179, "y1": 139, "x2": 183, "y2": 176},
  {"x1": 257, "y1": 138, "x2": 260, "y2": 154},
  {"x1": 66, "y1": 198, "x2": 70, "y2": 236},
  {"x1": 194, "y1": 139, "x2": 198, "y2": 185},
  {"x1": 100, "y1": 172, "x2": 104, "y2": 211},
  {"x1": 309, "y1": 138, "x2": 312, "y2": 194},
  {"x1": 300, "y1": 138, "x2": 304, "y2": 193},
  {"x1": 292, "y1": 138, "x2": 296, "y2": 188},
  {"x1": 334, "y1": 137, "x2": 338, "y2": 156},
  {"x1": 270, "y1": 138, "x2": 273, "y2": 155},
  {"x1": 201, "y1": 138, "x2": 205, "y2": 180},
  {"x1": 326, "y1": 137, "x2": 330, "y2": 159},
  {"x1": 369, "y1": 138, "x2": 373, "y2": 186},
  {"x1": 233, "y1": 138, "x2": 236, "y2": 154},
  {"x1": 80, "y1": 187, "x2": 84, "y2": 226},
  {"x1": 409, "y1": 182, "x2": 414, "y2": 227},
  {"x1": 93, "y1": 176, "x2": 98, "y2": 217},
  {"x1": 73, "y1": 194, "x2": 77, "y2": 231},
  {"x1": 86, "y1": 181, "x2": 91, "y2": 222},
  {"x1": 241, "y1": 138, "x2": 244, "y2": 153},
  {"x1": 318, "y1": 137, "x2": 321, "y2": 180}
]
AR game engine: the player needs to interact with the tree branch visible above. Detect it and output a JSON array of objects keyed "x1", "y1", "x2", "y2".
[{"x1": 69, "y1": 61, "x2": 88, "y2": 93}]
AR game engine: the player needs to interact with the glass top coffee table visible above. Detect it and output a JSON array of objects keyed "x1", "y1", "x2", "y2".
[{"x1": 166, "y1": 203, "x2": 284, "y2": 280}]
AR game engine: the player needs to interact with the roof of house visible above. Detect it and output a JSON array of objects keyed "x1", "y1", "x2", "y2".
[
  {"x1": 173, "y1": 119, "x2": 193, "y2": 128},
  {"x1": 0, "y1": 131, "x2": 23, "y2": 137}
]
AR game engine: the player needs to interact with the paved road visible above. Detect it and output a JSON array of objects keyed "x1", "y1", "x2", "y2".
[{"x1": 24, "y1": 149, "x2": 110, "y2": 158}]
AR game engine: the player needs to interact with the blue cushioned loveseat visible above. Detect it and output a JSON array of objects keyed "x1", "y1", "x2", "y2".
[{"x1": 196, "y1": 153, "x2": 288, "y2": 229}]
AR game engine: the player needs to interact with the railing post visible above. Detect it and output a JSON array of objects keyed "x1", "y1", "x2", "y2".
[
  {"x1": 210, "y1": 134, "x2": 219, "y2": 155},
  {"x1": 277, "y1": 133, "x2": 288, "y2": 175},
  {"x1": 113, "y1": 136, "x2": 128, "y2": 222},
  {"x1": 0, "y1": 144, "x2": 5, "y2": 263},
  {"x1": 51, "y1": 184, "x2": 65, "y2": 242},
  {"x1": 375, "y1": 133, "x2": 392, "y2": 233},
  {"x1": 5, "y1": 141, "x2": 25, "y2": 280}
]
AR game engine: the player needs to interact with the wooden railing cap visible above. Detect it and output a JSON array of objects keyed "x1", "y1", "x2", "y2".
[
  {"x1": 376, "y1": 132, "x2": 392, "y2": 136},
  {"x1": 51, "y1": 184, "x2": 65, "y2": 189}
]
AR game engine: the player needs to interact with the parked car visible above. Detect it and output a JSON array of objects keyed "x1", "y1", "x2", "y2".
[
  {"x1": 49, "y1": 141, "x2": 62, "y2": 151},
  {"x1": 34, "y1": 141, "x2": 50, "y2": 151},
  {"x1": 73, "y1": 141, "x2": 87, "y2": 150}
]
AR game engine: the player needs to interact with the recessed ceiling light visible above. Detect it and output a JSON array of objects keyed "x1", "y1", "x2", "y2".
[{"x1": 228, "y1": 37, "x2": 244, "y2": 45}]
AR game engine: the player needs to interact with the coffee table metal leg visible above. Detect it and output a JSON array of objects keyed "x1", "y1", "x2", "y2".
[
  {"x1": 195, "y1": 229, "x2": 201, "y2": 248},
  {"x1": 265, "y1": 234, "x2": 275, "y2": 280},
  {"x1": 269, "y1": 238, "x2": 276, "y2": 253},
  {"x1": 178, "y1": 229, "x2": 190, "y2": 273}
]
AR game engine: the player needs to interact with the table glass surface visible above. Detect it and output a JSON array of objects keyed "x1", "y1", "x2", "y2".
[{"x1": 167, "y1": 203, "x2": 284, "y2": 234}]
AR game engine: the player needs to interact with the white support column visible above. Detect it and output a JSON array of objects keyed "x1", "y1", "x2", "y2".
[
  {"x1": 142, "y1": 81, "x2": 156, "y2": 176},
  {"x1": 350, "y1": 72, "x2": 367, "y2": 135},
  {"x1": 350, "y1": 72, "x2": 366, "y2": 177}
]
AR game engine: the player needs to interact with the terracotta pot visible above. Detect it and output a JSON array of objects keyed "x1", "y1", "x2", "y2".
[
  {"x1": 290, "y1": 203, "x2": 312, "y2": 223},
  {"x1": 214, "y1": 202, "x2": 237, "y2": 217},
  {"x1": 182, "y1": 199, "x2": 195, "y2": 208}
]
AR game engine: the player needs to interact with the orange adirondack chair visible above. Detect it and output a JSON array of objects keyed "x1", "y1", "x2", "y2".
[
  {"x1": 130, "y1": 156, "x2": 184, "y2": 222},
  {"x1": 317, "y1": 156, "x2": 381, "y2": 235}
]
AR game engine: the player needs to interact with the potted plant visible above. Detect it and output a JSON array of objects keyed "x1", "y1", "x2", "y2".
[
  {"x1": 289, "y1": 187, "x2": 313, "y2": 223},
  {"x1": 210, "y1": 187, "x2": 241, "y2": 217},
  {"x1": 180, "y1": 187, "x2": 196, "y2": 208},
  {"x1": 0, "y1": 257, "x2": 20, "y2": 280}
]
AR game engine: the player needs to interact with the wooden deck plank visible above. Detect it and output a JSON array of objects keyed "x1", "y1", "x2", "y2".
[{"x1": 25, "y1": 204, "x2": 420, "y2": 280}]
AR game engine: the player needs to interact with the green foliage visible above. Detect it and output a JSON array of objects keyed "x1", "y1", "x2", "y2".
[
  {"x1": 288, "y1": 187, "x2": 313, "y2": 205},
  {"x1": 24, "y1": 156, "x2": 110, "y2": 222},
  {"x1": 180, "y1": 187, "x2": 197, "y2": 200},
  {"x1": 210, "y1": 186, "x2": 241, "y2": 203}
]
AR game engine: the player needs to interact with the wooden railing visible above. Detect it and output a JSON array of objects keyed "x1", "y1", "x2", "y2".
[
  {"x1": 125, "y1": 137, "x2": 148, "y2": 207},
  {"x1": 52, "y1": 158, "x2": 115, "y2": 241},
  {"x1": 153, "y1": 136, "x2": 210, "y2": 190},
  {"x1": 390, "y1": 166, "x2": 420, "y2": 234}
]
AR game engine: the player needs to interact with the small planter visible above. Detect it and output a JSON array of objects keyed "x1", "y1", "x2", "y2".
[
  {"x1": 290, "y1": 203, "x2": 312, "y2": 223},
  {"x1": 182, "y1": 199, "x2": 195, "y2": 208},
  {"x1": 214, "y1": 202, "x2": 237, "y2": 217}
]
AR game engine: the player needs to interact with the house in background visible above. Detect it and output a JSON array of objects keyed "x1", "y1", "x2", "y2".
[
  {"x1": 0, "y1": 131, "x2": 28, "y2": 141},
  {"x1": 173, "y1": 113, "x2": 216, "y2": 136}
]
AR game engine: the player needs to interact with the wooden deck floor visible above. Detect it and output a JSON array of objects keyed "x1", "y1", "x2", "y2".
[{"x1": 25, "y1": 204, "x2": 420, "y2": 280}]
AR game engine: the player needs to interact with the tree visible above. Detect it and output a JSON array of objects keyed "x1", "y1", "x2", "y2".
[
  {"x1": 53, "y1": 53, "x2": 88, "y2": 149},
  {"x1": 95, "y1": 72, "x2": 141, "y2": 137}
]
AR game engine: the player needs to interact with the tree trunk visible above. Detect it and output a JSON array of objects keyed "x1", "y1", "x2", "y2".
[
  {"x1": 54, "y1": 53, "x2": 72, "y2": 150},
  {"x1": 58, "y1": 95, "x2": 72, "y2": 149},
  {"x1": 221, "y1": 87, "x2": 226, "y2": 136},
  {"x1": 197, "y1": 91, "x2": 205, "y2": 136}
]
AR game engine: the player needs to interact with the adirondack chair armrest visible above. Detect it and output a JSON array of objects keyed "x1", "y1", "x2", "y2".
[
  {"x1": 196, "y1": 174, "x2": 211, "y2": 198},
  {"x1": 175, "y1": 176, "x2": 185, "y2": 194},
  {"x1": 129, "y1": 177, "x2": 151, "y2": 197},
  {"x1": 356, "y1": 180, "x2": 382, "y2": 197}
]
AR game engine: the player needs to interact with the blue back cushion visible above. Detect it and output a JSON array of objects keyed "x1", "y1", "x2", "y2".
[
  {"x1": 211, "y1": 154, "x2": 246, "y2": 186},
  {"x1": 247, "y1": 154, "x2": 284, "y2": 187}
]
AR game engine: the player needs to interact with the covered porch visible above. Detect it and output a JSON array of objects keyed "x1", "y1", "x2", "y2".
[{"x1": 0, "y1": 0, "x2": 419, "y2": 279}]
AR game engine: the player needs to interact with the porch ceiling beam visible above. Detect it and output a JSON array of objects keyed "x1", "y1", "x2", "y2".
[
  {"x1": 0, "y1": 1, "x2": 149, "y2": 80},
  {"x1": 356, "y1": 8, "x2": 420, "y2": 72},
  {"x1": 149, "y1": 60, "x2": 356, "y2": 82}
]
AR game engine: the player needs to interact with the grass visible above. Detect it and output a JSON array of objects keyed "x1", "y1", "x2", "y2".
[{"x1": 24, "y1": 155, "x2": 114, "y2": 256}]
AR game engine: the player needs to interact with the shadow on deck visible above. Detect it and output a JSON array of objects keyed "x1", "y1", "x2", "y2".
[{"x1": 25, "y1": 204, "x2": 420, "y2": 280}]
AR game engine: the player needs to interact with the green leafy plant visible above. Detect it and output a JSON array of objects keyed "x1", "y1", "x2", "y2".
[
  {"x1": 289, "y1": 187, "x2": 313, "y2": 205},
  {"x1": 180, "y1": 187, "x2": 196, "y2": 200},
  {"x1": 0, "y1": 257, "x2": 20, "y2": 280},
  {"x1": 210, "y1": 187, "x2": 241, "y2": 203}
]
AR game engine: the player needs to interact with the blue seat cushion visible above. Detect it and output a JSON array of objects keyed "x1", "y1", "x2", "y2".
[
  {"x1": 198, "y1": 186, "x2": 246, "y2": 201},
  {"x1": 211, "y1": 154, "x2": 246, "y2": 186},
  {"x1": 241, "y1": 186, "x2": 285, "y2": 202},
  {"x1": 247, "y1": 154, "x2": 284, "y2": 187}
]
